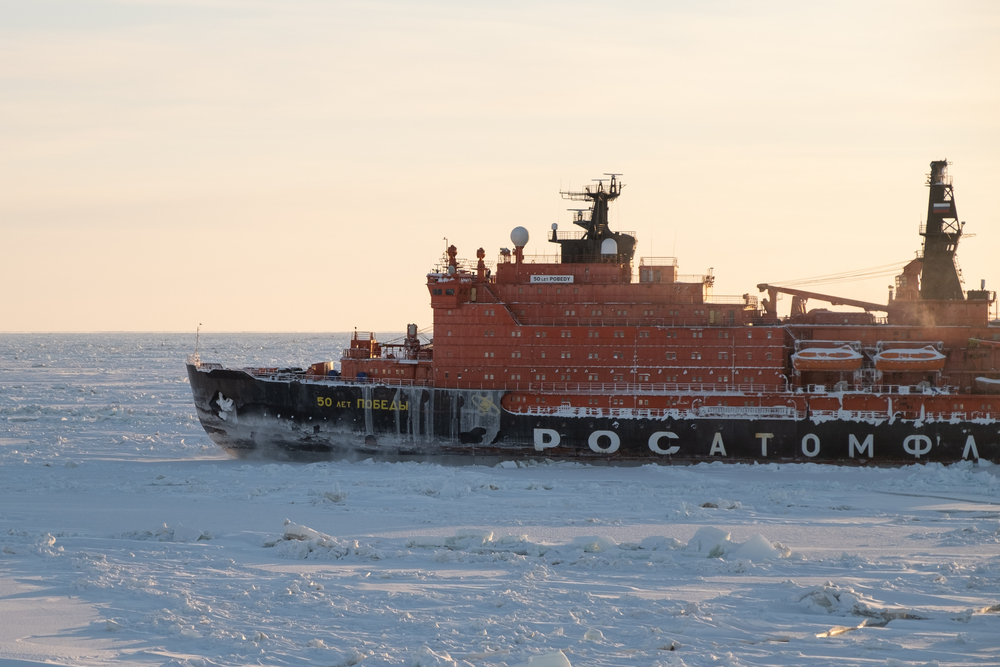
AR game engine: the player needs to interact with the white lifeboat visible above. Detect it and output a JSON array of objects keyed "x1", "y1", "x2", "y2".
[
  {"x1": 791, "y1": 345, "x2": 863, "y2": 372},
  {"x1": 873, "y1": 345, "x2": 946, "y2": 372},
  {"x1": 975, "y1": 377, "x2": 1000, "y2": 394}
]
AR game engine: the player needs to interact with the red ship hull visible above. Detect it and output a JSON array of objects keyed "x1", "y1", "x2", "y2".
[{"x1": 189, "y1": 164, "x2": 1000, "y2": 464}]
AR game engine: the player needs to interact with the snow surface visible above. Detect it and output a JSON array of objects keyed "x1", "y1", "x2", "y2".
[{"x1": 2, "y1": 333, "x2": 1000, "y2": 667}]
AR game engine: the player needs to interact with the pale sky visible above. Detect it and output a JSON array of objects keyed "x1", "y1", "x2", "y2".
[{"x1": 2, "y1": 0, "x2": 998, "y2": 332}]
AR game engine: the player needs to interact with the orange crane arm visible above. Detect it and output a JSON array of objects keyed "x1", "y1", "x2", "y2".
[{"x1": 756, "y1": 283, "x2": 888, "y2": 313}]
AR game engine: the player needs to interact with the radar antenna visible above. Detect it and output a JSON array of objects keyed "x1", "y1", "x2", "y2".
[{"x1": 550, "y1": 173, "x2": 635, "y2": 268}]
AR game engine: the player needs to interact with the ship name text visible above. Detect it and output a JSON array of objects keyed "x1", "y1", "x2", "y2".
[
  {"x1": 533, "y1": 428, "x2": 982, "y2": 461},
  {"x1": 530, "y1": 275, "x2": 574, "y2": 283},
  {"x1": 315, "y1": 397, "x2": 409, "y2": 411}
]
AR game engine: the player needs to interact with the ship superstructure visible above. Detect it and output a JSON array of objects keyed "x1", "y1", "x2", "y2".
[{"x1": 188, "y1": 162, "x2": 1000, "y2": 464}]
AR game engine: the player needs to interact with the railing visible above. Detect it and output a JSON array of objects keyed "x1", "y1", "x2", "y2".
[
  {"x1": 517, "y1": 405, "x2": 805, "y2": 419},
  {"x1": 521, "y1": 254, "x2": 565, "y2": 264},
  {"x1": 505, "y1": 316, "x2": 715, "y2": 327},
  {"x1": 193, "y1": 363, "x2": 969, "y2": 399},
  {"x1": 810, "y1": 409, "x2": 996, "y2": 421},
  {"x1": 551, "y1": 230, "x2": 586, "y2": 240},
  {"x1": 640, "y1": 257, "x2": 678, "y2": 267},
  {"x1": 550, "y1": 230, "x2": 637, "y2": 241},
  {"x1": 705, "y1": 295, "x2": 758, "y2": 306},
  {"x1": 799, "y1": 384, "x2": 959, "y2": 395},
  {"x1": 696, "y1": 405, "x2": 798, "y2": 418},
  {"x1": 225, "y1": 370, "x2": 784, "y2": 394},
  {"x1": 515, "y1": 381, "x2": 783, "y2": 394}
]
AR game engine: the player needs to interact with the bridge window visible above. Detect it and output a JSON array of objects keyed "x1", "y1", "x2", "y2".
[{"x1": 665, "y1": 352, "x2": 676, "y2": 360}]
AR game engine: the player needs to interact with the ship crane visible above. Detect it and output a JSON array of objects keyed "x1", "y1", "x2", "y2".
[{"x1": 756, "y1": 283, "x2": 888, "y2": 318}]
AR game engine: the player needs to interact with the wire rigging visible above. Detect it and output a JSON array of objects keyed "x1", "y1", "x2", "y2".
[{"x1": 768, "y1": 260, "x2": 910, "y2": 288}]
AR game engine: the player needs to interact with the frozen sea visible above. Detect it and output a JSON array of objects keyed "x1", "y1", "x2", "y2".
[{"x1": 1, "y1": 333, "x2": 999, "y2": 667}]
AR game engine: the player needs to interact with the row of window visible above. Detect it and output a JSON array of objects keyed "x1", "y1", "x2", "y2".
[
  {"x1": 477, "y1": 350, "x2": 774, "y2": 361},
  {"x1": 457, "y1": 328, "x2": 777, "y2": 340},
  {"x1": 442, "y1": 370, "x2": 768, "y2": 386},
  {"x1": 442, "y1": 368, "x2": 768, "y2": 383}
]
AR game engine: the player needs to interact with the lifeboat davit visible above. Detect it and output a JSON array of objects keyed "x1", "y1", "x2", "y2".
[
  {"x1": 874, "y1": 346, "x2": 946, "y2": 372},
  {"x1": 792, "y1": 346, "x2": 863, "y2": 371}
]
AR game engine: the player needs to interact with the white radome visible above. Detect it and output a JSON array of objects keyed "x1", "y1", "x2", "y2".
[{"x1": 510, "y1": 226, "x2": 529, "y2": 247}]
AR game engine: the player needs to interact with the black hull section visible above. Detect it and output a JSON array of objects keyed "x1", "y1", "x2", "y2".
[{"x1": 187, "y1": 364, "x2": 1000, "y2": 465}]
